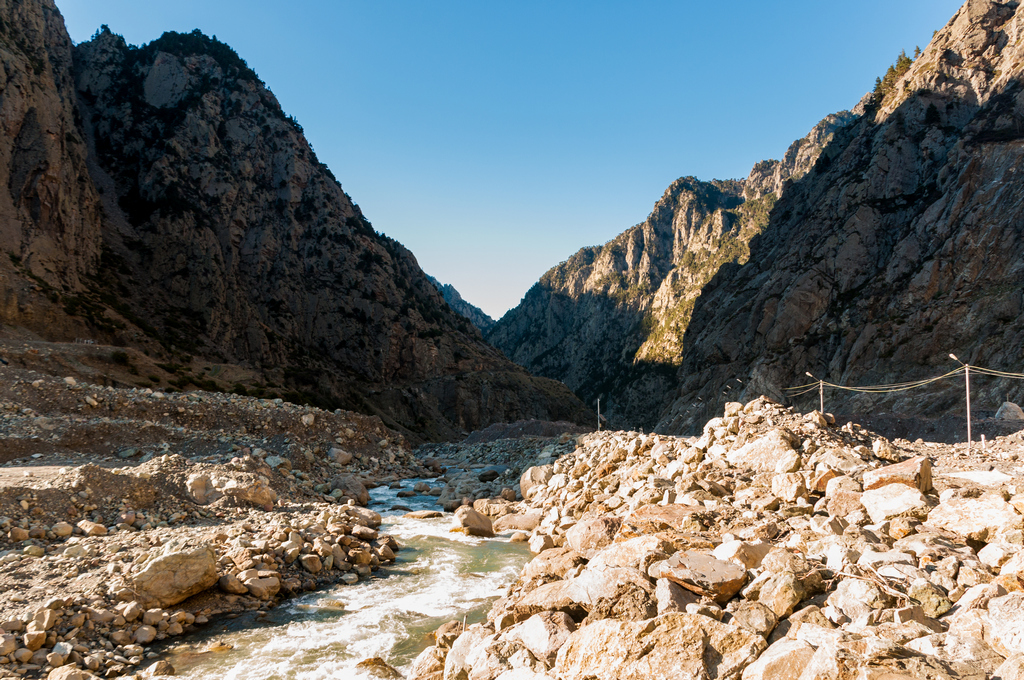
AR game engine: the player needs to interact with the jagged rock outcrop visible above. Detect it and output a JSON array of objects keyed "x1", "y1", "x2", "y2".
[
  {"x1": 427, "y1": 274, "x2": 495, "y2": 332},
  {"x1": 661, "y1": 0, "x2": 1024, "y2": 434},
  {"x1": 0, "y1": 4, "x2": 591, "y2": 441},
  {"x1": 487, "y1": 114, "x2": 853, "y2": 430},
  {"x1": 0, "y1": 0, "x2": 103, "y2": 290}
]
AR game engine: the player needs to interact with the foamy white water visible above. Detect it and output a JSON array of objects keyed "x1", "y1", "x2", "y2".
[{"x1": 171, "y1": 480, "x2": 530, "y2": 679}]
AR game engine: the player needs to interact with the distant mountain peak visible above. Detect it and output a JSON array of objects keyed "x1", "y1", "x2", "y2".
[
  {"x1": 426, "y1": 275, "x2": 495, "y2": 333},
  {"x1": 486, "y1": 109, "x2": 854, "y2": 430}
]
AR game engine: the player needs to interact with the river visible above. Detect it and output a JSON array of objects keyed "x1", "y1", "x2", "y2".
[{"x1": 168, "y1": 480, "x2": 531, "y2": 679}]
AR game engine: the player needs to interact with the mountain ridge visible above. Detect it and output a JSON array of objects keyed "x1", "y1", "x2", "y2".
[
  {"x1": 662, "y1": 0, "x2": 1024, "y2": 434},
  {"x1": 426, "y1": 274, "x2": 495, "y2": 333},
  {"x1": 486, "y1": 109, "x2": 855, "y2": 429},
  {"x1": 0, "y1": 1, "x2": 592, "y2": 442}
]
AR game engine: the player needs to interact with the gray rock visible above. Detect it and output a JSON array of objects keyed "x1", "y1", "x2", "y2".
[
  {"x1": 996, "y1": 402, "x2": 1024, "y2": 420},
  {"x1": 648, "y1": 550, "x2": 748, "y2": 604},
  {"x1": 331, "y1": 474, "x2": 370, "y2": 506}
]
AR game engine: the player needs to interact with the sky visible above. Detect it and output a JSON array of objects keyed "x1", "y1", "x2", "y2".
[{"x1": 60, "y1": 1, "x2": 966, "y2": 319}]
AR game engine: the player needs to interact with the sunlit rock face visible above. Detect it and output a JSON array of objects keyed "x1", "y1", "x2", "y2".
[
  {"x1": 494, "y1": 0, "x2": 1024, "y2": 435},
  {"x1": 664, "y1": 0, "x2": 1024, "y2": 434},
  {"x1": 488, "y1": 113, "x2": 853, "y2": 431}
]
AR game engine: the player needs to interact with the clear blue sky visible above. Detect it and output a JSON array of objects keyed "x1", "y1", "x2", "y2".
[{"x1": 60, "y1": 1, "x2": 964, "y2": 319}]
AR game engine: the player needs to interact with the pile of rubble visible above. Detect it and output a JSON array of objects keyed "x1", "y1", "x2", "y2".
[
  {"x1": 411, "y1": 397, "x2": 1024, "y2": 680},
  {"x1": 0, "y1": 364, "x2": 447, "y2": 679}
]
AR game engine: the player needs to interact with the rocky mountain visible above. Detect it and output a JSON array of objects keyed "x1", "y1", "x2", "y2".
[
  {"x1": 661, "y1": 0, "x2": 1024, "y2": 434},
  {"x1": 487, "y1": 110, "x2": 854, "y2": 430},
  {"x1": 0, "y1": 0, "x2": 591, "y2": 441},
  {"x1": 426, "y1": 275, "x2": 495, "y2": 333}
]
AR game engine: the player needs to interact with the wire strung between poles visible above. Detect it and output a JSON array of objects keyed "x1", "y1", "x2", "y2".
[{"x1": 784, "y1": 366, "x2": 965, "y2": 395}]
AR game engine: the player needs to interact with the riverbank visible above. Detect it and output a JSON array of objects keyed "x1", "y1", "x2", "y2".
[
  {"x1": 0, "y1": 365, "x2": 576, "y2": 679},
  {"x1": 163, "y1": 490, "x2": 532, "y2": 679}
]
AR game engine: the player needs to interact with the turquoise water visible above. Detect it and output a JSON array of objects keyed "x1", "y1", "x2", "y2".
[{"x1": 170, "y1": 481, "x2": 530, "y2": 679}]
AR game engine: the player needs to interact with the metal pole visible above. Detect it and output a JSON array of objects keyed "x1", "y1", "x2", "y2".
[
  {"x1": 819, "y1": 380, "x2": 824, "y2": 414},
  {"x1": 965, "y1": 364, "x2": 971, "y2": 453},
  {"x1": 597, "y1": 398, "x2": 600, "y2": 431},
  {"x1": 949, "y1": 354, "x2": 970, "y2": 453}
]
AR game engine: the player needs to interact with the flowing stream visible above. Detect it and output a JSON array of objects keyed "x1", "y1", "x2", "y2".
[{"x1": 169, "y1": 481, "x2": 531, "y2": 679}]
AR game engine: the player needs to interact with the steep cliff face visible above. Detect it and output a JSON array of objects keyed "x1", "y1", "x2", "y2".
[
  {"x1": 487, "y1": 114, "x2": 853, "y2": 429},
  {"x1": 427, "y1": 275, "x2": 495, "y2": 333},
  {"x1": 661, "y1": 0, "x2": 1024, "y2": 433},
  {"x1": 0, "y1": 7, "x2": 591, "y2": 441},
  {"x1": 0, "y1": 0, "x2": 102, "y2": 290}
]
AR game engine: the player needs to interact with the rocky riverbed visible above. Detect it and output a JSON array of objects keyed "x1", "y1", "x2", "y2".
[
  {"x1": 6, "y1": 365, "x2": 1024, "y2": 679},
  {"x1": 0, "y1": 365, "x2": 581, "y2": 680},
  {"x1": 409, "y1": 397, "x2": 1024, "y2": 680}
]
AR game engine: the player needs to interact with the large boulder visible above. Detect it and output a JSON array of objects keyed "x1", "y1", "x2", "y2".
[
  {"x1": 926, "y1": 493, "x2": 1023, "y2": 542},
  {"x1": 331, "y1": 474, "x2": 370, "y2": 506},
  {"x1": 493, "y1": 512, "x2": 543, "y2": 533},
  {"x1": 564, "y1": 518, "x2": 622, "y2": 558},
  {"x1": 655, "y1": 578, "x2": 699, "y2": 614},
  {"x1": 473, "y1": 497, "x2": 515, "y2": 518},
  {"x1": 345, "y1": 505, "x2": 383, "y2": 529},
  {"x1": 986, "y1": 592, "x2": 1024, "y2": 657},
  {"x1": 452, "y1": 506, "x2": 495, "y2": 538},
  {"x1": 862, "y1": 456, "x2": 932, "y2": 493},
  {"x1": 713, "y1": 540, "x2": 771, "y2": 570},
  {"x1": 220, "y1": 475, "x2": 277, "y2": 510},
  {"x1": 648, "y1": 550, "x2": 747, "y2": 604},
  {"x1": 726, "y1": 429, "x2": 798, "y2": 472},
  {"x1": 996, "y1": 402, "x2": 1024, "y2": 420},
  {"x1": 521, "y1": 547, "x2": 587, "y2": 581},
  {"x1": 443, "y1": 624, "x2": 493, "y2": 680},
  {"x1": 739, "y1": 638, "x2": 815, "y2": 680},
  {"x1": 186, "y1": 473, "x2": 222, "y2": 505},
  {"x1": 507, "y1": 611, "x2": 576, "y2": 665},
  {"x1": 619, "y1": 504, "x2": 705, "y2": 535},
  {"x1": 46, "y1": 668, "x2": 100, "y2": 680},
  {"x1": 554, "y1": 613, "x2": 766, "y2": 680},
  {"x1": 520, "y1": 465, "x2": 553, "y2": 499},
  {"x1": 407, "y1": 646, "x2": 446, "y2": 680},
  {"x1": 515, "y1": 566, "x2": 655, "y2": 620},
  {"x1": 860, "y1": 484, "x2": 929, "y2": 524},
  {"x1": 131, "y1": 545, "x2": 218, "y2": 609},
  {"x1": 587, "y1": 535, "x2": 673, "y2": 572}
]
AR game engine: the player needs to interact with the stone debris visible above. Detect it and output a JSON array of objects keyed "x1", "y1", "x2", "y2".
[
  {"x1": 0, "y1": 367, "x2": 428, "y2": 679},
  {"x1": 409, "y1": 395, "x2": 1024, "y2": 680}
]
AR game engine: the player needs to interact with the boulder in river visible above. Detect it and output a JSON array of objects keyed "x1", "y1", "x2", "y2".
[{"x1": 452, "y1": 506, "x2": 495, "y2": 537}]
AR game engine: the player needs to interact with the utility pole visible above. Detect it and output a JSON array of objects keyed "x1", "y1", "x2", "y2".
[
  {"x1": 806, "y1": 372, "x2": 824, "y2": 413},
  {"x1": 949, "y1": 354, "x2": 971, "y2": 453}
]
